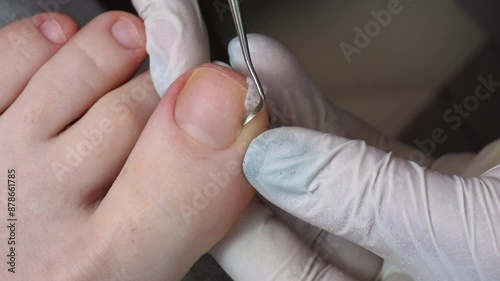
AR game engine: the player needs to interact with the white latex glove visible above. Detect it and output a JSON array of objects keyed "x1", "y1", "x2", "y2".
[
  {"x1": 243, "y1": 127, "x2": 500, "y2": 280},
  {"x1": 132, "y1": 0, "x2": 210, "y2": 96},
  {"x1": 211, "y1": 34, "x2": 413, "y2": 281},
  {"x1": 235, "y1": 38, "x2": 500, "y2": 281}
]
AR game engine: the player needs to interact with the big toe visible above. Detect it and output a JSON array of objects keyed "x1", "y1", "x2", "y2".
[{"x1": 91, "y1": 64, "x2": 268, "y2": 280}]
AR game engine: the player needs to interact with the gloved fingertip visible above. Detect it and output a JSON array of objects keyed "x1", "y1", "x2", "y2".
[
  {"x1": 243, "y1": 127, "x2": 327, "y2": 195},
  {"x1": 149, "y1": 60, "x2": 171, "y2": 97},
  {"x1": 212, "y1": 60, "x2": 232, "y2": 68},
  {"x1": 242, "y1": 132, "x2": 270, "y2": 188}
]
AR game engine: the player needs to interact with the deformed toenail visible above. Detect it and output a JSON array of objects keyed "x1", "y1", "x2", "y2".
[
  {"x1": 40, "y1": 17, "x2": 67, "y2": 45},
  {"x1": 111, "y1": 17, "x2": 145, "y2": 50}
]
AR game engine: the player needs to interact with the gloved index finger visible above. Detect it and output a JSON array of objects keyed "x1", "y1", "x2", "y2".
[{"x1": 131, "y1": 0, "x2": 210, "y2": 97}]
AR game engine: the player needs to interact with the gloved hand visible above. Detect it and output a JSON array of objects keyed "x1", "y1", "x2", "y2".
[
  {"x1": 131, "y1": 0, "x2": 209, "y2": 96},
  {"x1": 212, "y1": 34, "x2": 403, "y2": 281},
  {"x1": 234, "y1": 36, "x2": 500, "y2": 280}
]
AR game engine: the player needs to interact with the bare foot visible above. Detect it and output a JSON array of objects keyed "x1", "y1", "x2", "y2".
[{"x1": 0, "y1": 12, "x2": 267, "y2": 281}]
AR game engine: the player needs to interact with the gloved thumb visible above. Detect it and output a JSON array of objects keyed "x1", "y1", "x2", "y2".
[{"x1": 243, "y1": 127, "x2": 500, "y2": 280}]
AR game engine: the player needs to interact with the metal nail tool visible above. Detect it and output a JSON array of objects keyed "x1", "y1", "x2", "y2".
[{"x1": 228, "y1": 0, "x2": 266, "y2": 125}]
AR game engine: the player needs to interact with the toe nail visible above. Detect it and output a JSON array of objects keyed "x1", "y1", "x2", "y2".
[
  {"x1": 111, "y1": 17, "x2": 145, "y2": 50},
  {"x1": 175, "y1": 67, "x2": 248, "y2": 150},
  {"x1": 40, "y1": 17, "x2": 67, "y2": 44}
]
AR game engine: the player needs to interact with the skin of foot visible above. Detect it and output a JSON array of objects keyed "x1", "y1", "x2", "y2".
[{"x1": 0, "y1": 12, "x2": 268, "y2": 281}]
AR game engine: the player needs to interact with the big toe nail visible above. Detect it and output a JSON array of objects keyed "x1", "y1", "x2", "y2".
[{"x1": 175, "y1": 67, "x2": 248, "y2": 150}]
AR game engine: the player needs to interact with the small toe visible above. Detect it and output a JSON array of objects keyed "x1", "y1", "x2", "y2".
[
  {"x1": 8, "y1": 11, "x2": 147, "y2": 139},
  {"x1": 0, "y1": 13, "x2": 78, "y2": 114}
]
